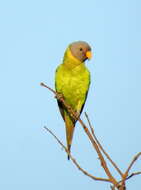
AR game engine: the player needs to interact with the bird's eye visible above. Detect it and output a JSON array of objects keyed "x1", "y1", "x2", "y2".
[{"x1": 79, "y1": 48, "x2": 83, "y2": 51}]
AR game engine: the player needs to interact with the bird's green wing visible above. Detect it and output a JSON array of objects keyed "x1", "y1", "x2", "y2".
[
  {"x1": 79, "y1": 77, "x2": 90, "y2": 115},
  {"x1": 55, "y1": 66, "x2": 65, "y2": 121}
]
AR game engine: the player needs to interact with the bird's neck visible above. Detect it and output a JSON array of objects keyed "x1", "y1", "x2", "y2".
[{"x1": 63, "y1": 47, "x2": 84, "y2": 70}]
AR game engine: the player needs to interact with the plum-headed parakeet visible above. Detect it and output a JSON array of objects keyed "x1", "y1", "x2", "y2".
[{"x1": 55, "y1": 41, "x2": 92, "y2": 159}]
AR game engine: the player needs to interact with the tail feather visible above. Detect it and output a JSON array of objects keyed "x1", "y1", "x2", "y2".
[
  {"x1": 64, "y1": 113, "x2": 75, "y2": 160},
  {"x1": 67, "y1": 144, "x2": 71, "y2": 160}
]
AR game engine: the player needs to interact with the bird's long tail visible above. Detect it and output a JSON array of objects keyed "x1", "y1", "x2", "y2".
[{"x1": 64, "y1": 112, "x2": 75, "y2": 160}]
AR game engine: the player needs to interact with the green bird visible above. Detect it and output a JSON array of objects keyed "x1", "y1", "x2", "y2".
[{"x1": 55, "y1": 41, "x2": 92, "y2": 159}]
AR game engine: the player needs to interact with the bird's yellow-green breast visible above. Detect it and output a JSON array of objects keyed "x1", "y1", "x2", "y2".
[{"x1": 55, "y1": 61, "x2": 90, "y2": 112}]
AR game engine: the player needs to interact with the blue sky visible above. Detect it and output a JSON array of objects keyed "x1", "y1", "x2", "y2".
[{"x1": 0, "y1": 0, "x2": 141, "y2": 189}]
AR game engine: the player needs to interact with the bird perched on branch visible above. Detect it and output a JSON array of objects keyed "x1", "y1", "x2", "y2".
[{"x1": 55, "y1": 41, "x2": 92, "y2": 159}]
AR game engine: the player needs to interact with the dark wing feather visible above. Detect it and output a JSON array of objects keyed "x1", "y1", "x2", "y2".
[
  {"x1": 79, "y1": 79, "x2": 91, "y2": 115},
  {"x1": 57, "y1": 100, "x2": 76, "y2": 124},
  {"x1": 79, "y1": 90, "x2": 89, "y2": 115},
  {"x1": 55, "y1": 68, "x2": 65, "y2": 121},
  {"x1": 57, "y1": 100, "x2": 65, "y2": 121}
]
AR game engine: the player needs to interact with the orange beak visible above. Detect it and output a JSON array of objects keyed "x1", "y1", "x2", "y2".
[{"x1": 86, "y1": 51, "x2": 92, "y2": 60}]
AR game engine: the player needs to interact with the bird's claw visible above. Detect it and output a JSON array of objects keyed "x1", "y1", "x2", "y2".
[
  {"x1": 70, "y1": 111, "x2": 80, "y2": 120},
  {"x1": 55, "y1": 92, "x2": 64, "y2": 101}
]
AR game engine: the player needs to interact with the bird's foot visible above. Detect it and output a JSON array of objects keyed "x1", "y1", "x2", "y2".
[
  {"x1": 70, "y1": 111, "x2": 80, "y2": 120},
  {"x1": 55, "y1": 92, "x2": 64, "y2": 101}
]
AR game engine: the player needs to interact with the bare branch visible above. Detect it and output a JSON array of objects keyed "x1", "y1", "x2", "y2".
[
  {"x1": 40, "y1": 82, "x2": 57, "y2": 94},
  {"x1": 85, "y1": 112, "x2": 123, "y2": 177},
  {"x1": 126, "y1": 171, "x2": 141, "y2": 181},
  {"x1": 85, "y1": 112, "x2": 95, "y2": 136},
  {"x1": 125, "y1": 152, "x2": 141, "y2": 176},
  {"x1": 44, "y1": 126, "x2": 110, "y2": 183},
  {"x1": 119, "y1": 152, "x2": 141, "y2": 187}
]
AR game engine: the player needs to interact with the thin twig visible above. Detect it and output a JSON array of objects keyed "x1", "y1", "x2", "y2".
[
  {"x1": 85, "y1": 112, "x2": 123, "y2": 177},
  {"x1": 126, "y1": 171, "x2": 141, "y2": 181},
  {"x1": 125, "y1": 152, "x2": 141, "y2": 176},
  {"x1": 85, "y1": 112, "x2": 95, "y2": 136},
  {"x1": 44, "y1": 126, "x2": 110, "y2": 183},
  {"x1": 117, "y1": 171, "x2": 141, "y2": 186},
  {"x1": 40, "y1": 82, "x2": 57, "y2": 94},
  {"x1": 119, "y1": 152, "x2": 141, "y2": 187}
]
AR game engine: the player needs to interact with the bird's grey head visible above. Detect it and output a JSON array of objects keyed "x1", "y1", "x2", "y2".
[{"x1": 69, "y1": 41, "x2": 92, "y2": 62}]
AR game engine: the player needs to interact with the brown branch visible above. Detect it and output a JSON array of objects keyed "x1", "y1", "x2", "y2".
[
  {"x1": 76, "y1": 120, "x2": 118, "y2": 186},
  {"x1": 117, "y1": 171, "x2": 141, "y2": 187},
  {"x1": 119, "y1": 152, "x2": 141, "y2": 187},
  {"x1": 85, "y1": 112, "x2": 123, "y2": 177},
  {"x1": 126, "y1": 171, "x2": 141, "y2": 181},
  {"x1": 41, "y1": 82, "x2": 57, "y2": 94},
  {"x1": 85, "y1": 112, "x2": 95, "y2": 136},
  {"x1": 44, "y1": 126, "x2": 110, "y2": 183},
  {"x1": 125, "y1": 152, "x2": 141, "y2": 176}
]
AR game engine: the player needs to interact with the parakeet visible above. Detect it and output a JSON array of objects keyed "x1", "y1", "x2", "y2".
[{"x1": 55, "y1": 41, "x2": 92, "y2": 159}]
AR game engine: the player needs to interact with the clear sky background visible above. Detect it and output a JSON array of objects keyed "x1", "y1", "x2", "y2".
[{"x1": 0, "y1": 0, "x2": 141, "y2": 189}]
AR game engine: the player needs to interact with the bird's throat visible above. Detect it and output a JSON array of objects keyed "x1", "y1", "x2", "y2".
[{"x1": 63, "y1": 47, "x2": 83, "y2": 69}]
